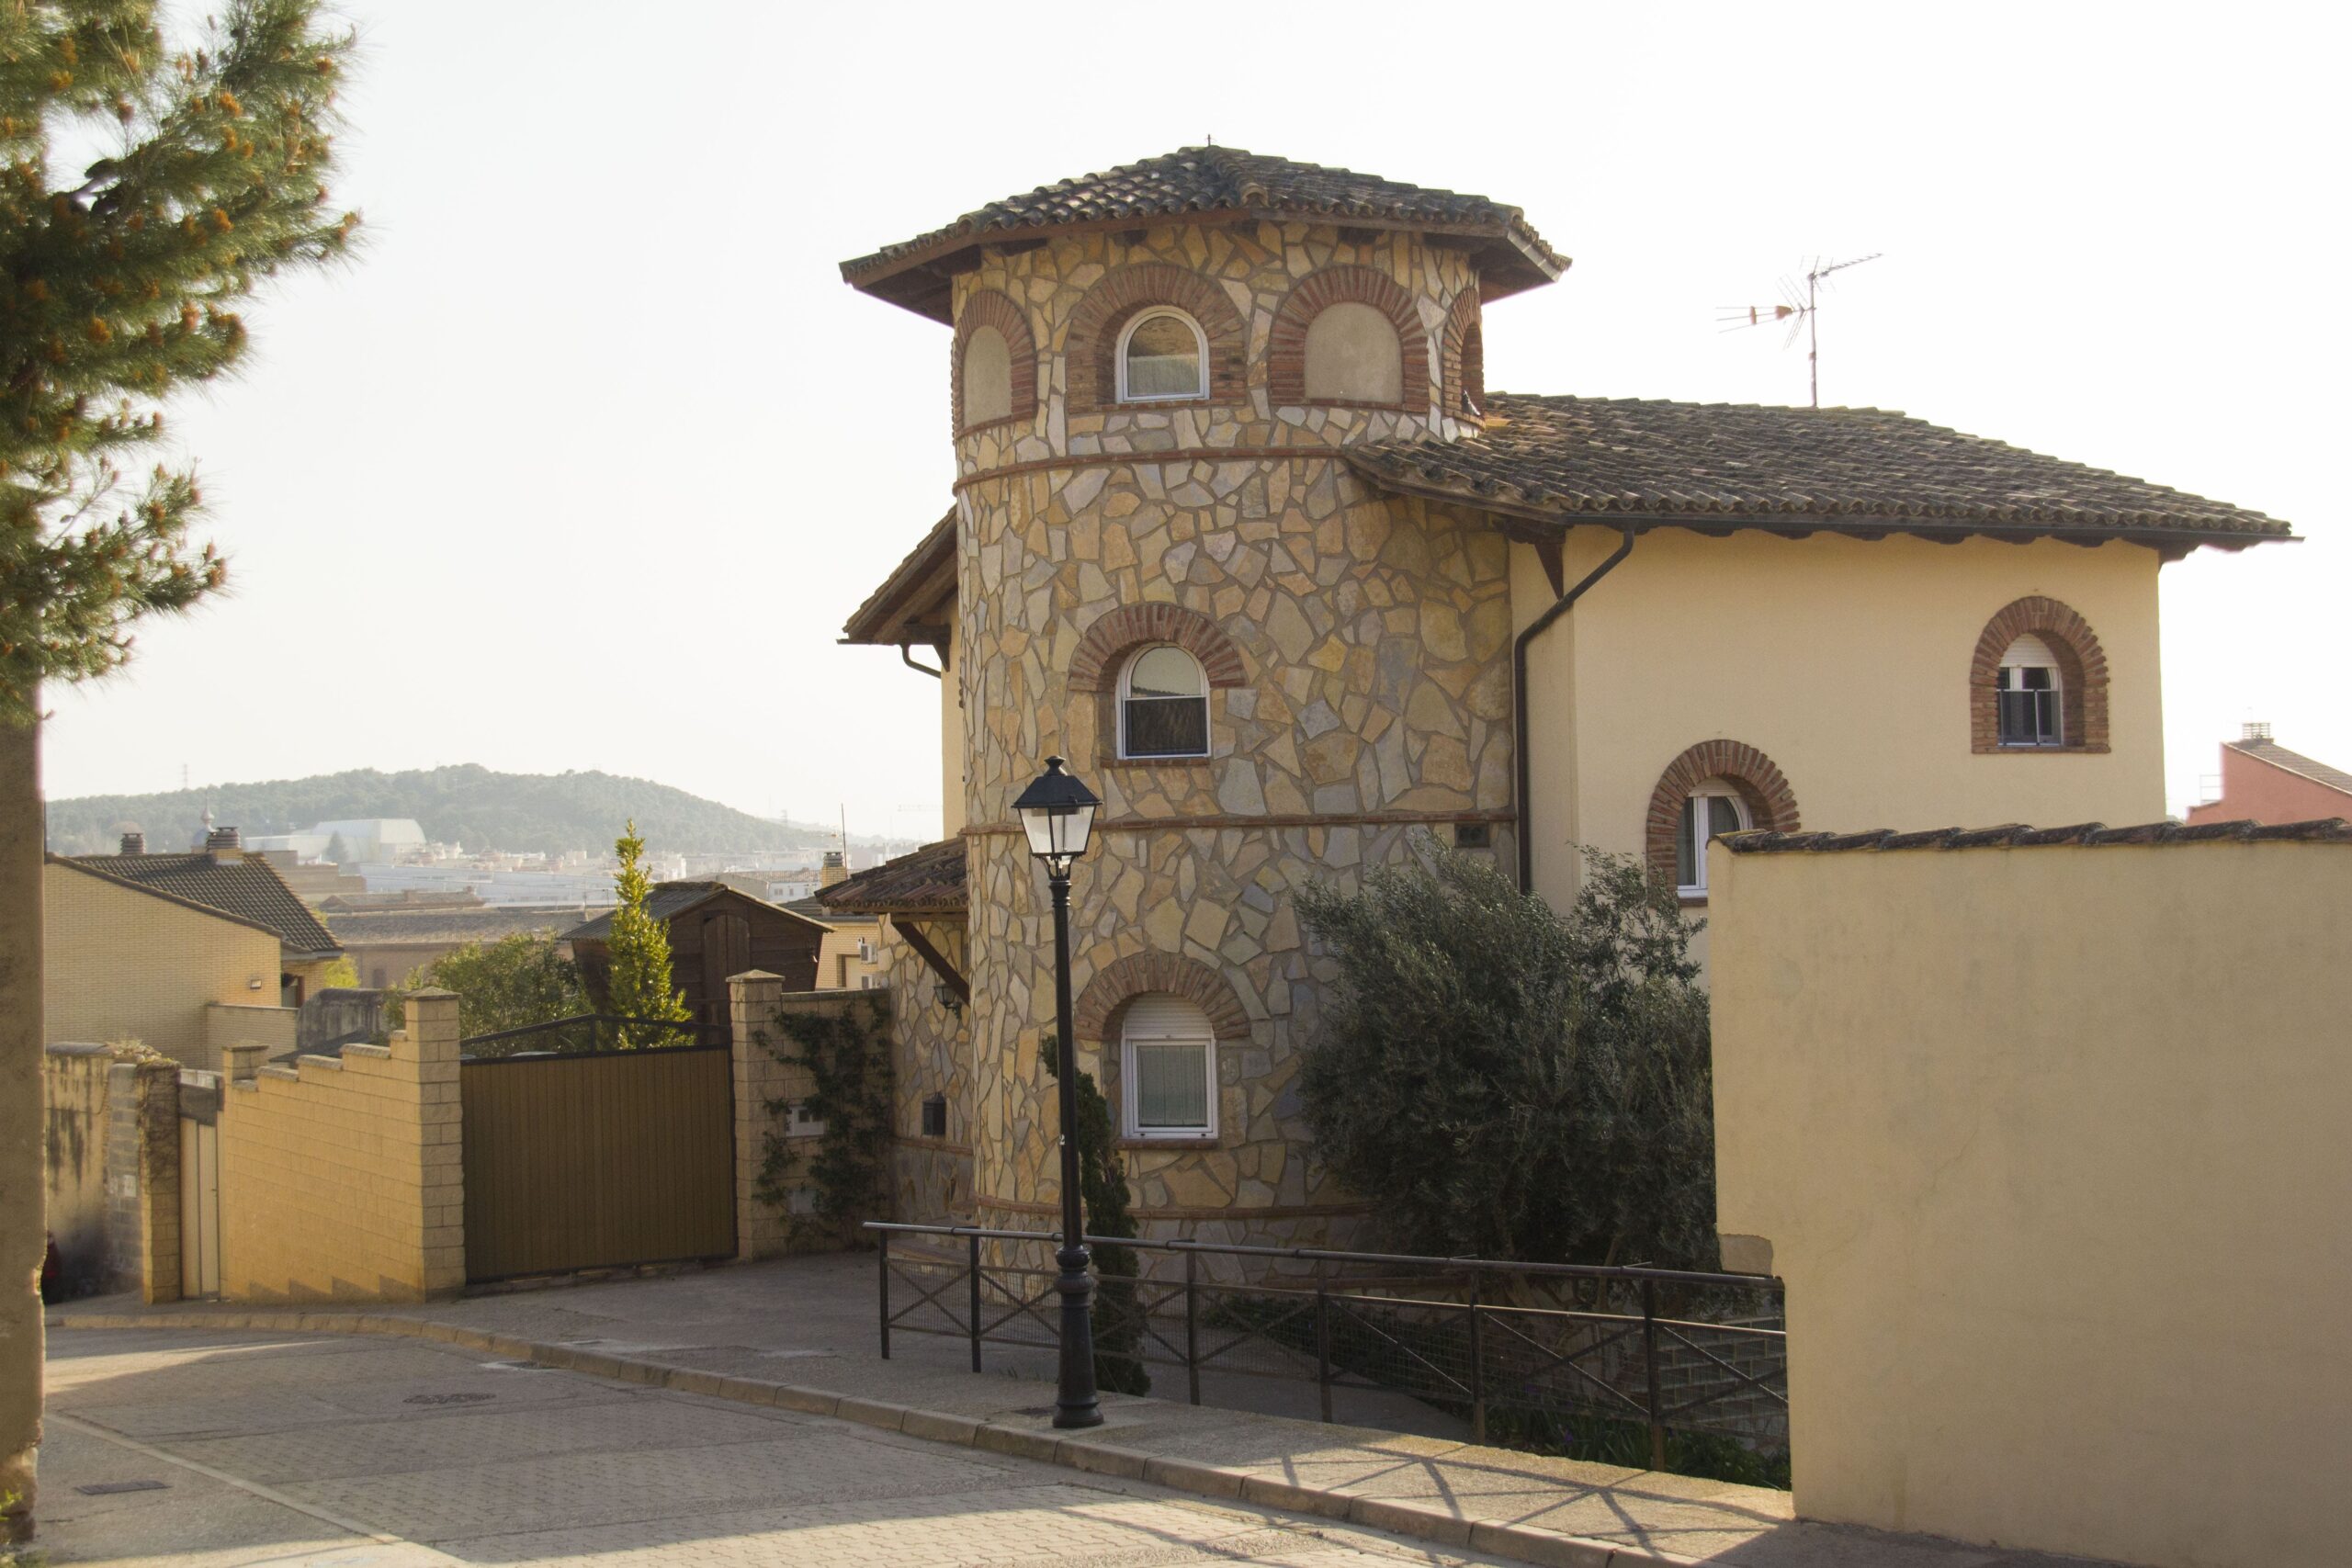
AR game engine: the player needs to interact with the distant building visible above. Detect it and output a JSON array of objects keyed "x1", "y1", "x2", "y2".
[
  {"x1": 54, "y1": 827, "x2": 345, "y2": 1031},
  {"x1": 2186, "y1": 724, "x2": 2352, "y2": 824},
  {"x1": 326, "y1": 906, "x2": 599, "y2": 991},
  {"x1": 565, "y1": 882, "x2": 829, "y2": 1039}
]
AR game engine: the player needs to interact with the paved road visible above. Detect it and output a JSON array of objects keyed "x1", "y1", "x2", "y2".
[{"x1": 39, "y1": 1327, "x2": 1521, "y2": 1567}]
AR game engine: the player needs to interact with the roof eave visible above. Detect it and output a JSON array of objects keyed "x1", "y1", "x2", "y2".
[
  {"x1": 842, "y1": 512, "x2": 959, "y2": 647},
  {"x1": 1344, "y1": 457, "x2": 2296, "y2": 557},
  {"x1": 843, "y1": 211, "x2": 1566, "y2": 327}
]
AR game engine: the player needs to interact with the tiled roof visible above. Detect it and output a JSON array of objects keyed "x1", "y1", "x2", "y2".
[
  {"x1": 563, "y1": 881, "x2": 829, "y2": 942},
  {"x1": 815, "y1": 838, "x2": 967, "y2": 916},
  {"x1": 1349, "y1": 395, "x2": 2291, "y2": 548},
  {"x1": 841, "y1": 509, "x2": 957, "y2": 648},
  {"x1": 325, "y1": 907, "x2": 600, "y2": 946},
  {"x1": 842, "y1": 147, "x2": 1563, "y2": 321},
  {"x1": 67, "y1": 851, "x2": 342, "y2": 958},
  {"x1": 2229, "y1": 739, "x2": 2352, "y2": 798},
  {"x1": 784, "y1": 895, "x2": 875, "y2": 927},
  {"x1": 1724, "y1": 818, "x2": 2352, "y2": 853}
]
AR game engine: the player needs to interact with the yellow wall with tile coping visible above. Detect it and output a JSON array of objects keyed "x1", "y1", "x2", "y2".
[
  {"x1": 215, "y1": 989, "x2": 465, "y2": 1303},
  {"x1": 1708, "y1": 836, "x2": 2351, "y2": 1568}
]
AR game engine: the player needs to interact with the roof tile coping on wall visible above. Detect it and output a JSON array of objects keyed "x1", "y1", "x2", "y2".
[{"x1": 1724, "y1": 818, "x2": 2352, "y2": 852}]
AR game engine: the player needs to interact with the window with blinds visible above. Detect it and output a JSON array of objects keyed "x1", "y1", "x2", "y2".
[{"x1": 1121, "y1": 994, "x2": 1216, "y2": 1138}]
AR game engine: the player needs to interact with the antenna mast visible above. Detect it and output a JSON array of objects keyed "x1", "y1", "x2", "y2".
[{"x1": 1719, "y1": 253, "x2": 1883, "y2": 407}]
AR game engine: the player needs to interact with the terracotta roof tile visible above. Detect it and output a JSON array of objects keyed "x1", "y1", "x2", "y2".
[
  {"x1": 1349, "y1": 394, "x2": 2290, "y2": 546},
  {"x1": 69, "y1": 851, "x2": 341, "y2": 958},
  {"x1": 1725, "y1": 818, "x2": 2352, "y2": 853},
  {"x1": 841, "y1": 509, "x2": 956, "y2": 647},
  {"x1": 815, "y1": 838, "x2": 967, "y2": 916},
  {"x1": 842, "y1": 147, "x2": 1563, "y2": 321}
]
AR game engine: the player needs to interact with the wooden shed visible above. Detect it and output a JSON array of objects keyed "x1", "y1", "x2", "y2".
[{"x1": 565, "y1": 882, "x2": 826, "y2": 1038}]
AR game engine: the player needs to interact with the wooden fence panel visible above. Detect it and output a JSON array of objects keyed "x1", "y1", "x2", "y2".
[{"x1": 461, "y1": 1044, "x2": 735, "y2": 1282}]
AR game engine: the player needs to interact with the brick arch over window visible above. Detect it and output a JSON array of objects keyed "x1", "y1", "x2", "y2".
[
  {"x1": 1067, "y1": 602, "x2": 1247, "y2": 694},
  {"x1": 1440, "y1": 291, "x2": 1484, "y2": 416},
  {"x1": 1970, "y1": 596, "x2": 2110, "y2": 753},
  {"x1": 1066, "y1": 264, "x2": 1248, "y2": 414},
  {"x1": 1267, "y1": 265, "x2": 1430, "y2": 409},
  {"x1": 1644, "y1": 739, "x2": 1803, "y2": 889},
  {"x1": 1074, "y1": 951, "x2": 1252, "y2": 1045},
  {"x1": 952, "y1": 288, "x2": 1038, "y2": 435}
]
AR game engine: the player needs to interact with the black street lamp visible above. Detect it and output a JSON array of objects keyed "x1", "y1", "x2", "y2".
[{"x1": 1012, "y1": 754, "x2": 1102, "y2": 1430}]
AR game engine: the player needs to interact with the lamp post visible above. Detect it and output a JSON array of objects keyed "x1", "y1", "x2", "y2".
[{"x1": 1012, "y1": 754, "x2": 1102, "y2": 1430}]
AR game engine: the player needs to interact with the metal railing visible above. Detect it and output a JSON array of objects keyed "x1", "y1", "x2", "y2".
[
  {"x1": 458, "y1": 1012, "x2": 722, "y2": 1059},
  {"x1": 865, "y1": 1222, "x2": 1786, "y2": 1469}
]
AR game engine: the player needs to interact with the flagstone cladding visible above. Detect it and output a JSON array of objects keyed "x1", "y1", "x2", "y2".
[{"x1": 944, "y1": 221, "x2": 1505, "y2": 1249}]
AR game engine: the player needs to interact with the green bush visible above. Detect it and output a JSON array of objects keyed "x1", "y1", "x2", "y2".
[{"x1": 1295, "y1": 840, "x2": 1717, "y2": 1270}]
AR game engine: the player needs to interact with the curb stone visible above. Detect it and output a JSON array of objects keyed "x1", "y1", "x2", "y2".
[{"x1": 51, "y1": 1308, "x2": 1697, "y2": 1568}]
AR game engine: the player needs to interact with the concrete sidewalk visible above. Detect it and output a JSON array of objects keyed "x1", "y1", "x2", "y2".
[{"x1": 54, "y1": 1257, "x2": 2105, "y2": 1568}]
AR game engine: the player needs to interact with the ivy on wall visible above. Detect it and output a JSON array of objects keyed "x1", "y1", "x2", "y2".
[{"x1": 758, "y1": 993, "x2": 893, "y2": 1248}]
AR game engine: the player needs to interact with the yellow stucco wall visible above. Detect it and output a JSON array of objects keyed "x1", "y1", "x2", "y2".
[
  {"x1": 1709, "y1": 837, "x2": 2352, "y2": 1568},
  {"x1": 942, "y1": 612, "x2": 967, "y2": 837},
  {"x1": 215, "y1": 991, "x2": 465, "y2": 1303},
  {"x1": 815, "y1": 924, "x2": 884, "y2": 990},
  {"x1": 1515, "y1": 528, "x2": 2167, "y2": 921},
  {"x1": 43, "y1": 860, "x2": 284, "y2": 1070}
]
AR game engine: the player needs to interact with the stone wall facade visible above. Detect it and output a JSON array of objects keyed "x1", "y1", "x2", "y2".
[{"x1": 941, "y1": 221, "x2": 1514, "y2": 1255}]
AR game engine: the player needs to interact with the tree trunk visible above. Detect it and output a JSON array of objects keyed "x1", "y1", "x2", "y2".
[{"x1": 0, "y1": 712, "x2": 44, "y2": 1542}]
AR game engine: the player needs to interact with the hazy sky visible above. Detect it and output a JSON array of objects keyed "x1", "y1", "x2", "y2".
[{"x1": 40, "y1": 3, "x2": 2347, "y2": 836}]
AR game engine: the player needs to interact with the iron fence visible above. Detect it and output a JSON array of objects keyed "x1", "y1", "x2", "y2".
[
  {"x1": 865, "y1": 1222, "x2": 1785, "y2": 1470},
  {"x1": 458, "y1": 1012, "x2": 722, "y2": 1059}
]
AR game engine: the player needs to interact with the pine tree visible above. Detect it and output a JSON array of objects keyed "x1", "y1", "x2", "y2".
[
  {"x1": 0, "y1": 1, "x2": 359, "y2": 725},
  {"x1": 605, "y1": 818, "x2": 689, "y2": 1048}
]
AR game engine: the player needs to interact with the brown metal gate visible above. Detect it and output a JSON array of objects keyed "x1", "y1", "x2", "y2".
[{"x1": 460, "y1": 1044, "x2": 736, "y2": 1282}]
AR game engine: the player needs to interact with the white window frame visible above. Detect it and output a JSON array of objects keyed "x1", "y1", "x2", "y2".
[
  {"x1": 1996, "y1": 634, "x2": 2064, "y2": 749},
  {"x1": 1117, "y1": 644, "x2": 1210, "y2": 761},
  {"x1": 1120, "y1": 1002, "x2": 1218, "y2": 1141},
  {"x1": 1677, "y1": 782, "x2": 1752, "y2": 899},
  {"x1": 1114, "y1": 307, "x2": 1210, "y2": 402}
]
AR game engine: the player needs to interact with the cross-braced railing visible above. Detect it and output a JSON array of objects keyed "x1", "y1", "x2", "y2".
[{"x1": 868, "y1": 1222, "x2": 1786, "y2": 1470}]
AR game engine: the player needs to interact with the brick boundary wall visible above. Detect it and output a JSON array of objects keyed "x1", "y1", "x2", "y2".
[
  {"x1": 1265, "y1": 265, "x2": 1430, "y2": 410},
  {"x1": 1968, "y1": 595, "x2": 2110, "y2": 753},
  {"x1": 214, "y1": 989, "x2": 463, "y2": 1303},
  {"x1": 731, "y1": 975, "x2": 895, "y2": 1259}
]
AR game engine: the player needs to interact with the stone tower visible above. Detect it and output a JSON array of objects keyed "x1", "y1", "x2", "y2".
[{"x1": 842, "y1": 148, "x2": 1564, "y2": 1251}]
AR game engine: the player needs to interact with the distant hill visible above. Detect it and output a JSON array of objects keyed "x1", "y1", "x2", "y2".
[{"x1": 45, "y1": 765, "x2": 867, "y2": 858}]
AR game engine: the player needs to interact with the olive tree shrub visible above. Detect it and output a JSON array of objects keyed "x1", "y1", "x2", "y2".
[{"x1": 1294, "y1": 843, "x2": 1717, "y2": 1269}]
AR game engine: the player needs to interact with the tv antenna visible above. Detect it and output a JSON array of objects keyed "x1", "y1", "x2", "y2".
[{"x1": 1718, "y1": 254, "x2": 1882, "y2": 408}]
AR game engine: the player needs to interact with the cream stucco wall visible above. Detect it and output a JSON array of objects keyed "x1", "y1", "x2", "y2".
[
  {"x1": 1515, "y1": 528, "x2": 2168, "y2": 924},
  {"x1": 1709, "y1": 836, "x2": 2352, "y2": 1568},
  {"x1": 941, "y1": 612, "x2": 967, "y2": 837},
  {"x1": 44, "y1": 860, "x2": 286, "y2": 1070}
]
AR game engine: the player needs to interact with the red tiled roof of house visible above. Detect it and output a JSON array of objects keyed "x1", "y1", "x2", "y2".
[
  {"x1": 815, "y1": 839, "x2": 967, "y2": 916},
  {"x1": 2227, "y1": 738, "x2": 2352, "y2": 798},
  {"x1": 1351, "y1": 395, "x2": 2290, "y2": 549},
  {"x1": 66, "y1": 850, "x2": 342, "y2": 959}
]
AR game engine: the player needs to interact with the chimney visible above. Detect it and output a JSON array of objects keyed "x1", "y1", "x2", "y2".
[
  {"x1": 820, "y1": 850, "x2": 848, "y2": 888},
  {"x1": 2242, "y1": 721, "x2": 2273, "y2": 743},
  {"x1": 119, "y1": 830, "x2": 145, "y2": 856},
  {"x1": 207, "y1": 825, "x2": 243, "y2": 863}
]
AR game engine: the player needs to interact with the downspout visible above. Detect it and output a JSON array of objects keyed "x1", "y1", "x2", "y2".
[{"x1": 1512, "y1": 526, "x2": 1637, "y2": 893}]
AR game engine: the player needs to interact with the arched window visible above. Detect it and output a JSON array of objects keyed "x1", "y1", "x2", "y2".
[
  {"x1": 1969, "y1": 597, "x2": 2109, "y2": 754},
  {"x1": 960, "y1": 325, "x2": 1012, "y2": 426},
  {"x1": 1676, "y1": 780, "x2": 1752, "y2": 897},
  {"x1": 1645, "y1": 739, "x2": 1801, "y2": 898},
  {"x1": 1996, "y1": 633, "x2": 2064, "y2": 748},
  {"x1": 1458, "y1": 322, "x2": 1485, "y2": 416},
  {"x1": 1122, "y1": 993, "x2": 1216, "y2": 1139},
  {"x1": 1116, "y1": 308, "x2": 1209, "y2": 402},
  {"x1": 1119, "y1": 645, "x2": 1208, "y2": 759},
  {"x1": 1303, "y1": 301, "x2": 1404, "y2": 403}
]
